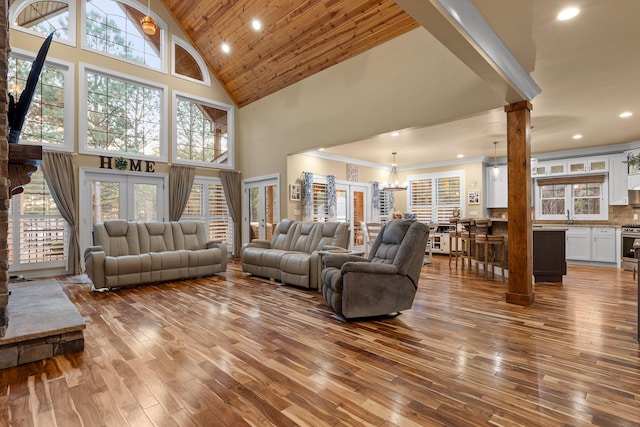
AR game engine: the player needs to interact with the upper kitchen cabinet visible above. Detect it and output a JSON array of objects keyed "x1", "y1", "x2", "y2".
[
  {"x1": 531, "y1": 160, "x2": 566, "y2": 177},
  {"x1": 609, "y1": 153, "x2": 628, "y2": 205},
  {"x1": 567, "y1": 157, "x2": 608, "y2": 174}
]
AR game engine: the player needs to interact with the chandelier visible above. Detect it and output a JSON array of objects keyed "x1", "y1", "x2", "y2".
[
  {"x1": 140, "y1": 0, "x2": 156, "y2": 36},
  {"x1": 383, "y1": 152, "x2": 407, "y2": 191}
]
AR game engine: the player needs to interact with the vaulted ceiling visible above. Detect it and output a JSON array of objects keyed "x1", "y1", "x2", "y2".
[{"x1": 160, "y1": 0, "x2": 419, "y2": 107}]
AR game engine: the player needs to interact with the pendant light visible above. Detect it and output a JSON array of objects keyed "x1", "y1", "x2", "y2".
[
  {"x1": 140, "y1": 0, "x2": 156, "y2": 36},
  {"x1": 491, "y1": 141, "x2": 500, "y2": 180},
  {"x1": 383, "y1": 152, "x2": 407, "y2": 191}
]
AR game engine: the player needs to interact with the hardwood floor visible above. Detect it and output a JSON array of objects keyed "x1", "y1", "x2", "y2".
[{"x1": 1, "y1": 257, "x2": 639, "y2": 426}]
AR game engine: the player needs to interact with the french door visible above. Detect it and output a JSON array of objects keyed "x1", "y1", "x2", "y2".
[
  {"x1": 336, "y1": 182, "x2": 368, "y2": 252},
  {"x1": 242, "y1": 174, "x2": 279, "y2": 243},
  {"x1": 80, "y1": 169, "x2": 167, "y2": 254}
]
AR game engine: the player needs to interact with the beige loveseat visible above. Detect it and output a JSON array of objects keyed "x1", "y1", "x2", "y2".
[
  {"x1": 84, "y1": 220, "x2": 227, "y2": 291},
  {"x1": 241, "y1": 218, "x2": 350, "y2": 289}
]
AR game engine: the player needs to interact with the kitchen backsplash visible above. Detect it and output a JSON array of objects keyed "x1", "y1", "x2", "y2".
[{"x1": 487, "y1": 206, "x2": 637, "y2": 226}]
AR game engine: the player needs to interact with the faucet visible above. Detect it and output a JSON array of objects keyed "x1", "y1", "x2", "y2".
[{"x1": 566, "y1": 210, "x2": 573, "y2": 225}]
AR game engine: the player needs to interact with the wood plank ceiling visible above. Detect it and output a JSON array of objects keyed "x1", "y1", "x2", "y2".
[{"x1": 161, "y1": 0, "x2": 418, "y2": 107}]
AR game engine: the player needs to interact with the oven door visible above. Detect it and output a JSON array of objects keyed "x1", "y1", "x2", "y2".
[{"x1": 621, "y1": 233, "x2": 640, "y2": 270}]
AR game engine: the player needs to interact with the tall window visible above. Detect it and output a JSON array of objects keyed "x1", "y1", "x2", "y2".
[
  {"x1": 408, "y1": 171, "x2": 463, "y2": 223},
  {"x1": 173, "y1": 93, "x2": 234, "y2": 168},
  {"x1": 84, "y1": 0, "x2": 164, "y2": 70},
  {"x1": 82, "y1": 66, "x2": 164, "y2": 159},
  {"x1": 182, "y1": 178, "x2": 233, "y2": 253},
  {"x1": 535, "y1": 176, "x2": 607, "y2": 221},
  {"x1": 8, "y1": 170, "x2": 67, "y2": 271},
  {"x1": 172, "y1": 36, "x2": 210, "y2": 85},
  {"x1": 7, "y1": 52, "x2": 73, "y2": 149},
  {"x1": 10, "y1": 0, "x2": 74, "y2": 43}
]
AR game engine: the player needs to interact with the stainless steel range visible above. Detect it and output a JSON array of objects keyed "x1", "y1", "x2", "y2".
[{"x1": 621, "y1": 224, "x2": 640, "y2": 270}]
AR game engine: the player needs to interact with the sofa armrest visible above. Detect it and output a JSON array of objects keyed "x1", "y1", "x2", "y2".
[
  {"x1": 341, "y1": 262, "x2": 398, "y2": 275},
  {"x1": 205, "y1": 240, "x2": 222, "y2": 248},
  {"x1": 206, "y1": 241, "x2": 228, "y2": 270},
  {"x1": 245, "y1": 239, "x2": 272, "y2": 249},
  {"x1": 318, "y1": 245, "x2": 350, "y2": 252},
  {"x1": 322, "y1": 253, "x2": 368, "y2": 269},
  {"x1": 84, "y1": 248, "x2": 106, "y2": 290}
]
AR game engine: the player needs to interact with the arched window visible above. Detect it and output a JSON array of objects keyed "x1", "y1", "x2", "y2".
[
  {"x1": 9, "y1": 0, "x2": 75, "y2": 45},
  {"x1": 172, "y1": 36, "x2": 211, "y2": 85},
  {"x1": 83, "y1": 0, "x2": 166, "y2": 71}
]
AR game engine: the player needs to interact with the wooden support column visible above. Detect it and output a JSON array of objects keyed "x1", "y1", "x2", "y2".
[{"x1": 505, "y1": 101, "x2": 534, "y2": 306}]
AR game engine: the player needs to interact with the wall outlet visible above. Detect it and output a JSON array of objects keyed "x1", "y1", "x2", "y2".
[
  {"x1": 634, "y1": 213, "x2": 638, "y2": 220},
  {"x1": 470, "y1": 210, "x2": 478, "y2": 216}
]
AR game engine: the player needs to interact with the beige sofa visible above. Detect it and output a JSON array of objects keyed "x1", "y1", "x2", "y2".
[
  {"x1": 241, "y1": 218, "x2": 350, "y2": 289},
  {"x1": 84, "y1": 220, "x2": 227, "y2": 291}
]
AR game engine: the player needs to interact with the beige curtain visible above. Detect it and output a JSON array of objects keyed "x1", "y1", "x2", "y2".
[
  {"x1": 169, "y1": 165, "x2": 196, "y2": 221},
  {"x1": 220, "y1": 170, "x2": 241, "y2": 257},
  {"x1": 40, "y1": 151, "x2": 81, "y2": 274}
]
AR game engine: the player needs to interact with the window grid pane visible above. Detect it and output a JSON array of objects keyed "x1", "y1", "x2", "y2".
[
  {"x1": 180, "y1": 181, "x2": 233, "y2": 252},
  {"x1": 176, "y1": 97, "x2": 229, "y2": 165},
  {"x1": 313, "y1": 182, "x2": 328, "y2": 222},
  {"x1": 86, "y1": 71, "x2": 161, "y2": 156}
]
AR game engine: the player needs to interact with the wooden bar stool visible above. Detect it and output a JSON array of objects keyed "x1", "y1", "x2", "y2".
[
  {"x1": 474, "y1": 219, "x2": 506, "y2": 281},
  {"x1": 459, "y1": 218, "x2": 475, "y2": 270},
  {"x1": 449, "y1": 218, "x2": 461, "y2": 268}
]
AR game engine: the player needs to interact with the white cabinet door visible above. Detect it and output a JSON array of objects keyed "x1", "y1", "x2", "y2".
[
  {"x1": 566, "y1": 227, "x2": 591, "y2": 261},
  {"x1": 591, "y1": 227, "x2": 616, "y2": 263},
  {"x1": 487, "y1": 165, "x2": 508, "y2": 208},
  {"x1": 609, "y1": 153, "x2": 628, "y2": 205}
]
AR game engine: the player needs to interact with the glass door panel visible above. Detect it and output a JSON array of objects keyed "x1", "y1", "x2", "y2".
[
  {"x1": 352, "y1": 188, "x2": 365, "y2": 248},
  {"x1": 91, "y1": 180, "x2": 122, "y2": 223},
  {"x1": 132, "y1": 183, "x2": 159, "y2": 222},
  {"x1": 243, "y1": 176, "x2": 279, "y2": 242}
]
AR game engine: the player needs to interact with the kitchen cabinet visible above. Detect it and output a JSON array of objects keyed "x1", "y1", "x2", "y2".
[
  {"x1": 567, "y1": 158, "x2": 608, "y2": 174},
  {"x1": 532, "y1": 161, "x2": 566, "y2": 177},
  {"x1": 533, "y1": 229, "x2": 567, "y2": 282},
  {"x1": 566, "y1": 227, "x2": 591, "y2": 261},
  {"x1": 591, "y1": 227, "x2": 616, "y2": 263},
  {"x1": 609, "y1": 153, "x2": 628, "y2": 205},
  {"x1": 565, "y1": 226, "x2": 616, "y2": 263},
  {"x1": 486, "y1": 165, "x2": 508, "y2": 208}
]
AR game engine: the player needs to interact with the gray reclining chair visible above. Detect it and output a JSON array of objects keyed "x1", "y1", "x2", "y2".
[{"x1": 321, "y1": 219, "x2": 429, "y2": 320}]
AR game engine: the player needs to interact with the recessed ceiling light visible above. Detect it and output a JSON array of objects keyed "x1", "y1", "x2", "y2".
[
  {"x1": 457, "y1": 154, "x2": 464, "y2": 158},
  {"x1": 251, "y1": 19, "x2": 262, "y2": 31},
  {"x1": 221, "y1": 43, "x2": 230, "y2": 54},
  {"x1": 391, "y1": 131, "x2": 399, "y2": 137},
  {"x1": 572, "y1": 134, "x2": 583, "y2": 140},
  {"x1": 557, "y1": 7, "x2": 580, "y2": 21},
  {"x1": 619, "y1": 111, "x2": 633, "y2": 118},
  {"x1": 318, "y1": 147, "x2": 325, "y2": 152}
]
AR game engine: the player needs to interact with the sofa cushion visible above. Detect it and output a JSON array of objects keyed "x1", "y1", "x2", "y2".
[
  {"x1": 270, "y1": 219, "x2": 297, "y2": 250},
  {"x1": 311, "y1": 222, "x2": 350, "y2": 252},
  {"x1": 139, "y1": 222, "x2": 175, "y2": 253},
  {"x1": 289, "y1": 222, "x2": 316, "y2": 252},
  {"x1": 173, "y1": 221, "x2": 207, "y2": 250}
]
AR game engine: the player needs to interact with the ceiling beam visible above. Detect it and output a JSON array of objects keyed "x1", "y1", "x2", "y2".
[{"x1": 395, "y1": 0, "x2": 541, "y2": 103}]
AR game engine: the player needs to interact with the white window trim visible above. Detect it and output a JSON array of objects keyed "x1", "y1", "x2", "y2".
[
  {"x1": 407, "y1": 170, "x2": 466, "y2": 217},
  {"x1": 9, "y1": 0, "x2": 77, "y2": 47},
  {"x1": 171, "y1": 35, "x2": 211, "y2": 86},
  {"x1": 534, "y1": 178, "x2": 609, "y2": 221},
  {"x1": 79, "y1": 62, "x2": 169, "y2": 162},
  {"x1": 171, "y1": 90, "x2": 235, "y2": 170},
  {"x1": 80, "y1": 0, "x2": 168, "y2": 74},
  {"x1": 9, "y1": 48, "x2": 75, "y2": 152}
]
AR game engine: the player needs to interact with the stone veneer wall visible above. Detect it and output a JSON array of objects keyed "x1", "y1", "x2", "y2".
[{"x1": 0, "y1": 0, "x2": 9, "y2": 337}]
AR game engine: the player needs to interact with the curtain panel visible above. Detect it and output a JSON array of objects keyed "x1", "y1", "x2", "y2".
[
  {"x1": 169, "y1": 165, "x2": 196, "y2": 221},
  {"x1": 220, "y1": 170, "x2": 241, "y2": 257},
  {"x1": 40, "y1": 151, "x2": 81, "y2": 274},
  {"x1": 302, "y1": 172, "x2": 314, "y2": 221}
]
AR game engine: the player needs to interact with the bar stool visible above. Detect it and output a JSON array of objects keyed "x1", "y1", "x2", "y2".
[
  {"x1": 474, "y1": 219, "x2": 506, "y2": 281},
  {"x1": 449, "y1": 218, "x2": 461, "y2": 267},
  {"x1": 459, "y1": 218, "x2": 475, "y2": 270}
]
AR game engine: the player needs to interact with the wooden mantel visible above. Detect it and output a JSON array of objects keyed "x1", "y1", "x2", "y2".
[{"x1": 8, "y1": 143, "x2": 42, "y2": 197}]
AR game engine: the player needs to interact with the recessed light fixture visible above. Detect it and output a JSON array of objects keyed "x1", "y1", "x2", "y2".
[
  {"x1": 221, "y1": 43, "x2": 230, "y2": 54},
  {"x1": 251, "y1": 19, "x2": 262, "y2": 31},
  {"x1": 318, "y1": 147, "x2": 325, "y2": 152},
  {"x1": 457, "y1": 154, "x2": 464, "y2": 159},
  {"x1": 557, "y1": 7, "x2": 580, "y2": 21},
  {"x1": 572, "y1": 134, "x2": 583, "y2": 140},
  {"x1": 619, "y1": 111, "x2": 633, "y2": 118},
  {"x1": 391, "y1": 131, "x2": 400, "y2": 137}
]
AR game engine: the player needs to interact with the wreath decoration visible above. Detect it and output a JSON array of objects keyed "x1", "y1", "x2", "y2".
[{"x1": 115, "y1": 157, "x2": 128, "y2": 170}]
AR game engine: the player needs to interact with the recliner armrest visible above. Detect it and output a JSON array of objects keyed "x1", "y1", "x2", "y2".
[
  {"x1": 341, "y1": 262, "x2": 398, "y2": 275},
  {"x1": 246, "y1": 239, "x2": 272, "y2": 249},
  {"x1": 84, "y1": 246, "x2": 103, "y2": 257},
  {"x1": 323, "y1": 253, "x2": 368, "y2": 269}
]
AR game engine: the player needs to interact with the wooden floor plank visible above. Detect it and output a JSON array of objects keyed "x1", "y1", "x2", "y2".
[{"x1": 1, "y1": 257, "x2": 639, "y2": 426}]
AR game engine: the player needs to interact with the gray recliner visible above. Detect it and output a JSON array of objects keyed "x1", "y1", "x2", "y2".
[{"x1": 321, "y1": 219, "x2": 429, "y2": 320}]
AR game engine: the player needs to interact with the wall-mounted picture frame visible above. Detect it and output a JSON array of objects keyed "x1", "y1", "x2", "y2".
[
  {"x1": 347, "y1": 163, "x2": 359, "y2": 182},
  {"x1": 290, "y1": 184, "x2": 301, "y2": 201},
  {"x1": 468, "y1": 190, "x2": 480, "y2": 205}
]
